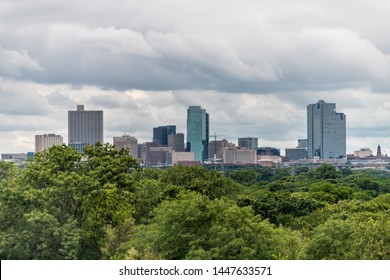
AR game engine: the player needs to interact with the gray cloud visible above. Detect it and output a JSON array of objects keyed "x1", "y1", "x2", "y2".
[
  {"x1": 1, "y1": 0, "x2": 390, "y2": 155},
  {"x1": 0, "y1": 83, "x2": 48, "y2": 116},
  {"x1": 46, "y1": 90, "x2": 77, "y2": 108},
  {"x1": 0, "y1": 47, "x2": 42, "y2": 77},
  {"x1": 1, "y1": 1, "x2": 390, "y2": 92}
]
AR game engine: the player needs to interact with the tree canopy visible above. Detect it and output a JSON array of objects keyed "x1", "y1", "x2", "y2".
[{"x1": 0, "y1": 147, "x2": 389, "y2": 260}]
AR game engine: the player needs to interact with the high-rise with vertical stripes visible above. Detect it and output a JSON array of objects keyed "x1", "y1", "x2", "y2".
[
  {"x1": 186, "y1": 106, "x2": 209, "y2": 162},
  {"x1": 307, "y1": 100, "x2": 346, "y2": 159},
  {"x1": 68, "y1": 105, "x2": 103, "y2": 152}
]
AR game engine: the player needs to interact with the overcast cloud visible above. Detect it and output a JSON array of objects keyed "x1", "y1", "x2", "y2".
[{"x1": 1, "y1": 0, "x2": 390, "y2": 155}]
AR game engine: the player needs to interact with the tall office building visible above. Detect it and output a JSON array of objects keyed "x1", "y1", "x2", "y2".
[
  {"x1": 168, "y1": 133, "x2": 185, "y2": 152},
  {"x1": 35, "y1": 133, "x2": 63, "y2": 153},
  {"x1": 186, "y1": 106, "x2": 209, "y2": 162},
  {"x1": 153, "y1": 125, "x2": 176, "y2": 146},
  {"x1": 68, "y1": 105, "x2": 103, "y2": 152},
  {"x1": 307, "y1": 100, "x2": 346, "y2": 159},
  {"x1": 238, "y1": 137, "x2": 258, "y2": 150},
  {"x1": 113, "y1": 134, "x2": 138, "y2": 158}
]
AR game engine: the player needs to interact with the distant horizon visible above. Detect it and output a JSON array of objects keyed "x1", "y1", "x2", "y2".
[{"x1": 1, "y1": 100, "x2": 387, "y2": 157}]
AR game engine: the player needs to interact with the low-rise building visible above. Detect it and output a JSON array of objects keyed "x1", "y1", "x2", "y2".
[{"x1": 354, "y1": 148, "x2": 373, "y2": 158}]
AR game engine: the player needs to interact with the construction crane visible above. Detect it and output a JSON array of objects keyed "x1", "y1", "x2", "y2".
[{"x1": 209, "y1": 132, "x2": 224, "y2": 163}]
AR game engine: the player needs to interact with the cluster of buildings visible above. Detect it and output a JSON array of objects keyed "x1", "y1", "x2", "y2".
[{"x1": 1, "y1": 100, "x2": 388, "y2": 168}]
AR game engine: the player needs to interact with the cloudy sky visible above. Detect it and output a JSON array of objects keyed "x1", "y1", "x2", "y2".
[{"x1": 1, "y1": 0, "x2": 390, "y2": 155}]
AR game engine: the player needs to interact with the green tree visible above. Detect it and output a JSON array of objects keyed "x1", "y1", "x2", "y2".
[
  {"x1": 0, "y1": 143, "x2": 139, "y2": 260},
  {"x1": 304, "y1": 212, "x2": 390, "y2": 259},
  {"x1": 123, "y1": 191, "x2": 302, "y2": 260},
  {"x1": 309, "y1": 181, "x2": 353, "y2": 203},
  {"x1": 158, "y1": 165, "x2": 242, "y2": 199},
  {"x1": 227, "y1": 168, "x2": 258, "y2": 186},
  {"x1": 0, "y1": 161, "x2": 19, "y2": 181},
  {"x1": 313, "y1": 164, "x2": 341, "y2": 180}
]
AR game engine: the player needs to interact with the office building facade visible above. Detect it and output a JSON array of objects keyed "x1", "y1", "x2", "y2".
[
  {"x1": 285, "y1": 148, "x2": 308, "y2": 161},
  {"x1": 35, "y1": 133, "x2": 63, "y2": 153},
  {"x1": 186, "y1": 106, "x2": 209, "y2": 162},
  {"x1": 209, "y1": 139, "x2": 229, "y2": 160},
  {"x1": 223, "y1": 147, "x2": 257, "y2": 164},
  {"x1": 153, "y1": 125, "x2": 176, "y2": 146},
  {"x1": 297, "y1": 139, "x2": 308, "y2": 149},
  {"x1": 256, "y1": 147, "x2": 280, "y2": 156},
  {"x1": 68, "y1": 105, "x2": 103, "y2": 152},
  {"x1": 307, "y1": 100, "x2": 346, "y2": 159},
  {"x1": 168, "y1": 133, "x2": 185, "y2": 152},
  {"x1": 113, "y1": 134, "x2": 138, "y2": 158},
  {"x1": 238, "y1": 137, "x2": 258, "y2": 150}
]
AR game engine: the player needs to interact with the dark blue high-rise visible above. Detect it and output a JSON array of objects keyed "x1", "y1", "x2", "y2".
[{"x1": 153, "y1": 125, "x2": 176, "y2": 146}]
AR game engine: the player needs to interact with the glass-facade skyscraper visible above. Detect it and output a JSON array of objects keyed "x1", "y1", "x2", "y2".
[
  {"x1": 186, "y1": 106, "x2": 209, "y2": 162},
  {"x1": 307, "y1": 100, "x2": 346, "y2": 158},
  {"x1": 153, "y1": 125, "x2": 176, "y2": 146}
]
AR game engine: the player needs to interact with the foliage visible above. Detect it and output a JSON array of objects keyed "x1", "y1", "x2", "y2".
[
  {"x1": 120, "y1": 191, "x2": 302, "y2": 260},
  {"x1": 304, "y1": 212, "x2": 390, "y2": 259},
  {"x1": 0, "y1": 143, "x2": 138, "y2": 259},
  {"x1": 0, "y1": 161, "x2": 19, "y2": 181},
  {"x1": 1, "y1": 156, "x2": 389, "y2": 260}
]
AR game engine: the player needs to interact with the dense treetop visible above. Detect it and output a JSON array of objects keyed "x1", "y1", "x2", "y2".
[{"x1": 0, "y1": 144, "x2": 389, "y2": 259}]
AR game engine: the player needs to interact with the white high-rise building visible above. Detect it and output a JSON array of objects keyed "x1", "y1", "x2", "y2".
[{"x1": 35, "y1": 134, "x2": 64, "y2": 153}]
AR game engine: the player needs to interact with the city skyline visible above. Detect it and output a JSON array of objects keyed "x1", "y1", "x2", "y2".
[
  {"x1": 2, "y1": 1, "x2": 390, "y2": 155},
  {"x1": 1, "y1": 99, "x2": 387, "y2": 160},
  {"x1": 0, "y1": 98, "x2": 389, "y2": 157}
]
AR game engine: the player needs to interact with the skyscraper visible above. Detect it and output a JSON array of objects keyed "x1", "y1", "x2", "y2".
[
  {"x1": 307, "y1": 100, "x2": 346, "y2": 159},
  {"x1": 186, "y1": 106, "x2": 209, "y2": 162},
  {"x1": 68, "y1": 105, "x2": 103, "y2": 152},
  {"x1": 153, "y1": 125, "x2": 176, "y2": 146}
]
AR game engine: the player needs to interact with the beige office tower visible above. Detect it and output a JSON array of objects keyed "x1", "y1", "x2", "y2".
[
  {"x1": 113, "y1": 134, "x2": 138, "y2": 159},
  {"x1": 35, "y1": 134, "x2": 64, "y2": 153}
]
